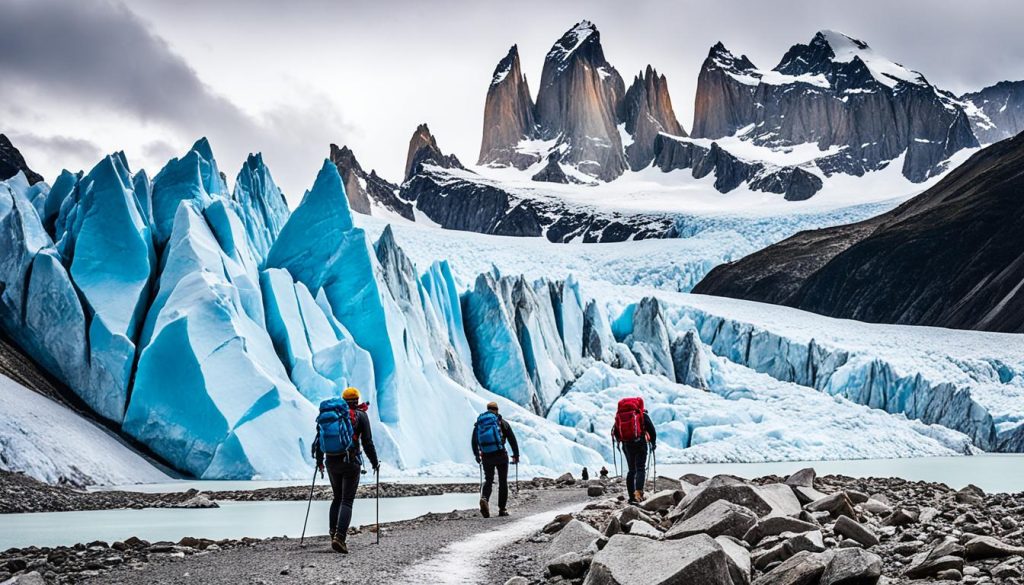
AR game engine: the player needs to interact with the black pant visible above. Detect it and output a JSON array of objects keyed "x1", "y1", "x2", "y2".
[
  {"x1": 622, "y1": 441, "x2": 648, "y2": 498},
  {"x1": 480, "y1": 450, "x2": 509, "y2": 510},
  {"x1": 326, "y1": 459, "x2": 361, "y2": 538}
]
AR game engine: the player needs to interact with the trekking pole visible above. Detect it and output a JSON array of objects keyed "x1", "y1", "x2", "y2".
[
  {"x1": 300, "y1": 466, "x2": 317, "y2": 547},
  {"x1": 375, "y1": 467, "x2": 380, "y2": 545},
  {"x1": 515, "y1": 460, "x2": 519, "y2": 495}
]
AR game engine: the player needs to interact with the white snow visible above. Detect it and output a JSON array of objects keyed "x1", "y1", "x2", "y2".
[
  {"x1": 818, "y1": 30, "x2": 927, "y2": 88},
  {"x1": 758, "y1": 70, "x2": 831, "y2": 88},
  {"x1": 0, "y1": 373, "x2": 171, "y2": 486}
]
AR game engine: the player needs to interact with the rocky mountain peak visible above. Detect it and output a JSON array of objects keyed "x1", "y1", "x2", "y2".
[
  {"x1": 478, "y1": 45, "x2": 538, "y2": 168},
  {"x1": 535, "y1": 20, "x2": 626, "y2": 180},
  {"x1": 404, "y1": 123, "x2": 464, "y2": 183},
  {"x1": 707, "y1": 42, "x2": 757, "y2": 73},
  {"x1": 330, "y1": 143, "x2": 409, "y2": 219},
  {"x1": 0, "y1": 134, "x2": 44, "y2": 185},
  {"x1": 621, "y1": 65, "x2": 686, "y2": 170}
]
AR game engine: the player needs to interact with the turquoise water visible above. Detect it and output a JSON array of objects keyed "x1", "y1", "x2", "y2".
[{"x1": 1, "y1": 493, "x2": 478, "y2": 551}]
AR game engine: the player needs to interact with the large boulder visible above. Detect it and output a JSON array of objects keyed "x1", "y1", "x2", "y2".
[
  {"x1": 641, "y1": 489, "x2": 683, "y2": 512},
  {"x1": 904, "y1": 537, "x2": 966, "y2": 579},
  {"x1": 804, "y1": 492, "x2": 856, "y2": 519},
  {"x1": 548, "y1": 551, "x2": 594, "y2": 579},
  {"x1": 716, "y1": 535, "x2": 752, "y2": 585},
  {"x1": 833, "y1": 516, "x2": 879, "y2": 548},
  {"x1": 665, "y1": 500, "x2": 758, "y2": 540},
  {"x1": 744, "y1": 517, "x2": 820, "y2": 546},
  {"x1": 784, "y1": 468, "x2": 816, "y2": 488},
  {"x1": 547, "y1": 519, "x2": 602, "y2": 562},
  {"x1": 674, "y1": 476, "x2": 800, "y2": 521},
  {"x1": 752, "y1": 531, "x2": 825, "y2": 571},
  {"x1": 964, "y1": 535, "x2": 1024, "y2": 560},
  {"x1": 819, "y1": 548, "x2": 882, "y2": 585},
  {"x1": 583, "y1": 534, "x2": 733, "y2": 585},
  {"x1": 752, "y1": 550, "x2": 835, "y2": 585}
]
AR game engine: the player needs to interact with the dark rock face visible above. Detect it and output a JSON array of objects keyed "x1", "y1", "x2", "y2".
[
  {"x1": 653, "y1": 135, "x2": 823, "y2": 200},
  {"x1": 620, "y1": 65, "x2": 685, "y2": 170},
  {"x1": 690, "y1": 32, "x2": 979, "y2": 182},
  {"x1": 532, "y1": 152, "x2": 575, "y2": 184},
  {"x1": 534, "y1": 21, "x2": 627, "y2": 181},
  {"x1": 693, "y1": 132, "x2": 1024, "y2": 333},
  {"x1": 0, "y1": 134, "x2": 44, "y2": 185},
  {"x1": 329, "y1": 143, "x2": 412, "y2": 220},
  {"x1": 400, "y1": 166, "x2": 677, "y2": 242},
  {"x1": 961, "y1": 80, "x2": 1024, "y2": 144},
  {"x1": 404, "y1": 123, "x2": 464, "y2": 183},
  {"x1": 478, "y1": 45, "x2": 539, "y2": 169}
]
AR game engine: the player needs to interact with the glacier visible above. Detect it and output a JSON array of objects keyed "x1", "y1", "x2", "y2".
[{"x1": 1, "y1": 139, "x2": 1021, "y2": 486}]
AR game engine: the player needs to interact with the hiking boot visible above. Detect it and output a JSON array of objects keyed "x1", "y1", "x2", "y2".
[
  {"x1": 331, "y1": 535, "x2": 348, "y2": 554},
  {"x1": 479, "y1": 497, "x2": 490, "y2": 518},
  {"x1": 498, "y1": 509, "x2": 509, "y2": 517},
  {"x1": 634, "y1": 490, "x2": 645, "y2": 502}
]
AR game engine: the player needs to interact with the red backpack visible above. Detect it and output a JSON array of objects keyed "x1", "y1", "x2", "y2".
[{"x1": 614, "y1": 397, "x2": 646, "y2": 443}]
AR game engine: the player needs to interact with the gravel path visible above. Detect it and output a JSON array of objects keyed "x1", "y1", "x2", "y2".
[{"x1": 81, "y1": 487, "x2": 590, "y2": 585}]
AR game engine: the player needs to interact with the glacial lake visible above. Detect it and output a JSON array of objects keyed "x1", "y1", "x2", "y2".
[{"x1": 1, "y1": 493, "x2": 478, "y2": 551}]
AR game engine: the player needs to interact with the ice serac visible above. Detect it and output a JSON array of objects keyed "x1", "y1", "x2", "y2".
[
  {"x1": 549, "y1": 276, "x2": 585, "y2": 370},
  {"x1": 232, "y1": 153, "x2": 290, "y2": 264},
  {"x1": 617, "y1": 297, "x2": 675, "y2": 379},
  {"x1": 150, "y1": 137, "x2": 228, "y2": 244},
  {"x1": 621, "y1": 65, "x2": 686, "y2": 170},
  {"x1": 403, "y1": 124, "x2": 465, "y2": 183},
  {"x1": 124, "y1": 201, "x2": 316, "y2": 479},
  {"x1": 478, "y1": 45, "x2": 539, "y2": 169},
  {"x1": 329, "y1": 143, "x2": 411, "y2": 220},
  {"x1": 0, "y1": 134, "x2": 45, "y2": 185},
  {"x1": 261, "y1": 268, "x2": 375, "y2": 405},
  {"x1": 535, "y1": 20, "x2": 626, "y2": 181},
  {"x1": 49, "y1": 153, "x2": 155, "y2": 422},
  {"x1": 421, "y1": 260, "x2": 475, "y2": 378},
  {"x1": 694, "y1": 131, "x2": 1024, "y2": 334},
  {"x1": 961, "y1": 80, "x2": 1024, "y2": 144}
]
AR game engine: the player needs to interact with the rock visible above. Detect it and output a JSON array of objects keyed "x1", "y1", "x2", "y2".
[
  {"x1": 859, "y1": 499, "x2": 892, "y2": 516},
  {"x1": 845, "y1": 491, "x2": 869, "y2": 505},
  {"x1": 785, "y1": 468, "x2": 816, "y2": 488},
  {"x1": 992, "y1": 560, "x2": 1023, "y2": 579},
  {"x1": 833, "y1": 516, "x2": 879, "y2": 548},
  {"x1": 680, "y1": 473, "x2": 709, "y2": 485},
  {"x1": 653, "y1": 476, "x2": 683, "y2": 492},
  {"x1": 935, "y1": 569, "x2": 962, "y2": 580},
  {"x1": 882, "y1": 509, "x2": 918, "y2": 527},
  {"x1": 625, "y1": 520, "x2": 661, "y2": 539},
  {"x1": 745, "y1": 517, "x2": 821, "y2": 546},
  {"x1": 504, "y1": 578, "x2": 530, "y2": 585},
  {"x1": 716, "y1": 536, "x2": 752, "y2": 585},
  {"x1": 583, "y1": 534, "x2": 732, "y2": 585},
  {"x1": 753, "y1": 531, "x2": 825, "y2": 571},
  {"x1": 752, "y1": 550, "x2": 834, "y2": 585},
  {"x1": 546, "y1": 519, "x2": 602, "y2": 562},
  {"x1": 918, "y1": 506, "x2": 940, "y2": 524},
  {"x1": 804, "y1": 493, "x2": 857, "y2": 519},
  {"x1": 956, "y1": 484, "x2": 985, "y2": 505},
  {"x1": 544, "y1": 514, "x2": 575, "y2": 534},
  {"x1": 792, "y1": 486, "x2": 830, "y2": 505},
  {"x1": 547, "y1": 551, "x2": 593, "y2": 579},
  {"x1": 478, "y1": 45, "x2": 539, "y2": 170},
  {"x1": 0, "y1": 573, "x2": 45, "y2": 585},
  {"x1": 676, "y1": 476, "x2": 800, "y2": 521},
  {"x1": 556, "y1": 473, "x2": 575, "y2": 484},
  {"x1": 837, "y1": 539, "x2": 863, "y2": 549},
  {"x1": 665, "y1": 499, "x2": 758, "y2": 540},
  {"x1": 964, "y1": 535, "x2": 1024, "y2": 560},
  {"x1": 640, "y1": 489, "x2": 682, "y2": 512},
  {"x1": 173, "y1": 495, "x2": 218, "y2": 509},
  {"x1": 905, "y1": 538, "x2": 966, "y2": 580},
  {"x1": 588, "y1": 486, "x2": 606, "y2": 497},
  {"x1": 819, "y1": 548, "x2": 882, "y2": 585},
  {"x1": 403, "y1": 123, "x2": 464, "y2": 182},
  {"x1": 602, "y1": 516, "x2": 621, "y2": 538}
]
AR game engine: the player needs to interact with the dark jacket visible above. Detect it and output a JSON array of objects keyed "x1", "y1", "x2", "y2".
[
  {"x1": 471, "y1": 414, "x2": 520, "y2": 459},
  {"x1": 612, "y1": 412, "x2": 657, "y2": 448},
  {"x1": 313, "y1": 406, "x2": 379, "y2": 469}
]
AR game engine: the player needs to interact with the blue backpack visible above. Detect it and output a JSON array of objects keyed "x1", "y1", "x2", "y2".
[
  {"x1": 317, "y1": 398, "x2": 355, "y2": 455},
  {"x1": 476, "y1": 412, "x2": 504, "y2": 454}
]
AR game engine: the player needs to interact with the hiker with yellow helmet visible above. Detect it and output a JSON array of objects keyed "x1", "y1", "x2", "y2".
[{"x1": 312, "y1": 386, "x2": 379, "y2": 554}]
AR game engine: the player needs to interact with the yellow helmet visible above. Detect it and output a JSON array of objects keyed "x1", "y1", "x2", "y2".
[{"x1": 342, "y1": 387, "x2": 360, "y2": 401}]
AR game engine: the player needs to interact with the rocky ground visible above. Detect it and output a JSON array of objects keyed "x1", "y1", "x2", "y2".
[
  {"x1": 0, "y1": 469, "x2": 566, "y2": 514},
  {"x1": 4, "y1": 470, "x2": 1022, "y2": 584},
  {"x1": 489, "y1": 470, "x2": 1024, "y2": 585}
]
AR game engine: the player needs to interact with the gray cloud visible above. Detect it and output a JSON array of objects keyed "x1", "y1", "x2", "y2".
[{"x1": 6, "y1": 132, "x2": 103, "y2": 163}]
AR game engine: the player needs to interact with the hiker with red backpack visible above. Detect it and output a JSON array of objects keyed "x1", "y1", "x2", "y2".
[
  {"x1": 471, "y1": 401, "x2": 520, "y2": 518},
  {"x1": 313, "y1": 387, "x2": 379, "y2": 554},
  {"x1": 611, "y1": 397, "x2": 657, "y2": 504}
]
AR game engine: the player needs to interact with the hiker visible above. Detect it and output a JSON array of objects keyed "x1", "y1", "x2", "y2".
[
  {"x1": 471, "y1": 401, "x2": 520, "y2": 518},
  {"x1": 611, "y1": 397, "x2": 656, "y2": 504},
  {"x1": 599, "y1": 466, "x2": 609, "y2": 479},
  {"x1": 581, "y1": 467, "x2": 589, "y2": 481},
  {"x1": 313, "y1": 387, "x2": 379, "y2": 554}
]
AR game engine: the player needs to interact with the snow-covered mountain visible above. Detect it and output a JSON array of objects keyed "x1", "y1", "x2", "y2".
[
  {"x1": 4, "y1": 137, "x2": 1021, "y2": 485},
  {"x1": 332, "y1": 23, "x2": 1021, "y2": 242}
]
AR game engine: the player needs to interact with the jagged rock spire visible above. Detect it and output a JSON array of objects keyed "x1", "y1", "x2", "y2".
[
  {"x1": 478, "y1": 45, "x2": 537, "y2": 168},
  {"x1": 621, "y1": 65, "x2": 686, "y2": 170},
  {"x1": 403, "y1": 123, "x2": 464, "y2": 182}
]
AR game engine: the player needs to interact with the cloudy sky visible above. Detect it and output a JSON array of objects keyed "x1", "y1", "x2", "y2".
[{"x1": 2, "y1": 0, "x2": 1022, "y2": 202}]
